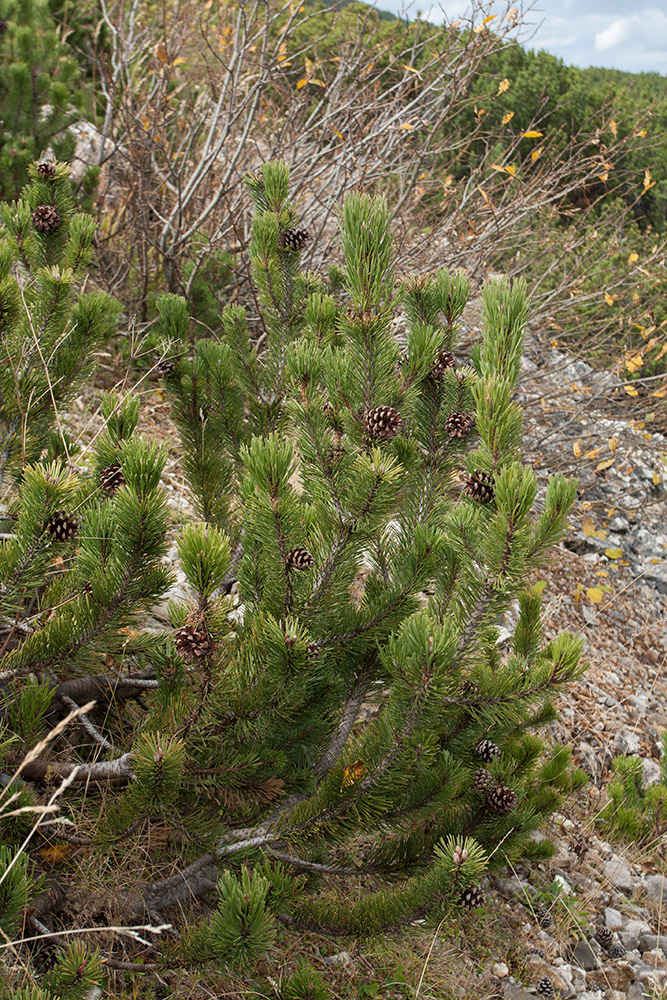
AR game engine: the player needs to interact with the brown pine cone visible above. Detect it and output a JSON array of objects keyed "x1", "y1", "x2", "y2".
[
  {"x1": 99, "y1": 464, "x2": 126, "y2": 496},
  {"x1": 430, "y1": 350, "x2": 456, "y2": 380},
  {"x1": 463, "y1": 470, "x2": 495, "y2": 503},
  {"x1": 278, "y1": 229, "x2": 310, "y2": 251},
  {"x1": 285, "y1": 546, "x2": 315, "y2": 570},
  {"x1": 174, "y1": 622, "x2": 213, "y2": 661},
  {"x1": 37, "y1": 162, "x2": 57, "y2": 180},
  {"x1": 486, "y1": 783, "x2": 518, "y2": 815},
  {"x1": 47, "y1": 510, "x2": 79, "y2": 542},
  {"x1": 32, "y1": 205, "x2": 61, "y2": 234},
  {"x1": 365, "y1": 405, "x2": 401, "y2": 440},
  {"x1": 445, "y1": 411, "x2": 475, "y2": 439}
]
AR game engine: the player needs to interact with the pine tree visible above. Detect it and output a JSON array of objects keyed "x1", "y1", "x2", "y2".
[
  {"x1": 0, "y1": 0, "x2": 80, "y2": 202},
  {"x1": 0, "y1": 161, "x2": 586, "y2": 991}
]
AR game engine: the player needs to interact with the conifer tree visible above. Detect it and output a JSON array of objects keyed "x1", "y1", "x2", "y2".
[
  {"x1": 0, "y1": 161, "x2": 586, "y2": 992},
  {"x1": 0, "y1": 0, "x2": 79, "y2": 202}
]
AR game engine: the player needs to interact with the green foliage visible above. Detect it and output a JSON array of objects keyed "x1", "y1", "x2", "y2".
[
  {"x1": 281, "y1": 960, "x2": 330, "y2": 1000},
  {"x1": 0, "y1": 844, "x2": 40, "y2": 937},
  {"x1": 0, "y1": 0, "x2": 80, "y2": 201},
  {"x1": 600, "y1": 736, "x2": 667, "y2": 843},
  {"x1": 0, "y1": 159, "x2": 586, "y2": 987},
  {"x1": 203, "y1": 867, "x2": 276, "y2": 968},
  {"x1": 0, "y1": 162, "x2": 120, "y2": 485},
  {"x1": 42, "y1": 940, "x2": 106, "y2": 999}
]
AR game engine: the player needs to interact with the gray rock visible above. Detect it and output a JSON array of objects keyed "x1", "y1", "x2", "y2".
[
  {"x1": 604, "y1": 857, "x2": 636, "y2": 893},
  {"x1": 618, "y1": 932, "x2": 639, "y2": 952},
  {"x1": 642, "y1": 758, "x2": 662, "y2": 789},
  {"x1": 639, "y1": 935, "x2": 667, "y2": 953},
  {"x1": 605, "y1": 906, "x2": 625, "y2": 929},
  {"x1": 626, "y1": 919, "x2": 653, "y2": 936},
  {"x1": 494, "y1": 875, "x2": 525, "y2": 898},
  {"x1": 612, "y1": 729, "x2": 643, "y2": 756},
  {"x1": 640, "y1": 948, "x2": 666, "y2": 965},
  {"x1": 500, "y1": 984, "x2": 534, "y2": 1000},
  {"x1": 322, "y1": 951, "x2": 353, "y2": 968},
  {"x1": 646, "y1": 875, "x2": 667, "y2": 906},
  {"x1": 571, "y1": 940, "x2": 600, "y2": 970},
  {"x1": 626, "y1": 985, "x2": 651, "y2": 1000}
]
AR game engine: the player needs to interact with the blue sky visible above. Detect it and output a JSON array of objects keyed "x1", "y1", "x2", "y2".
[{"x1": 374, "y1": 1, "x2": 667, "y2": 75}]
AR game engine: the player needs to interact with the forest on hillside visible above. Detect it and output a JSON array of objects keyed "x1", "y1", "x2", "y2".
[{"x1": 0, "y1": 2, "x2": 666, "y2": 999}]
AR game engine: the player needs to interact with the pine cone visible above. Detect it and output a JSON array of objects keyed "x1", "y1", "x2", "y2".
[
  {"x1": 459, "y1": 885, "x2": 485, "y2": 909},
  {"x1": 533, "y1": 905, "x2": 553, "y2": 928},
  {"x1": 430, "y1": 350, "x2": 456, "y2": 380},
  {"x1": 156, "y1": 356, "x2": 176, "y2": 377},
  {"x1": 365, "y1": 405, "x2": 401, "y2": 440},
  {"x1": 459, "y1": 679, "x2": 479, "y2": 697},
  {"x1": 463, "y1": 470, "x2": 495, "y2": 503},
  {"x1": 37, "y1": 162, "x2": 57, "y2": 180},
  {"x1": 47, "y1": 510, "x2": 79, "y2": 542},
  {"x1": 475, "y1": 739, "x2": 500, "y2": 762},
  {"x1": 99, "y1": 464, "x2": 126, "y2": 496},
  {"x1": 32, "y1": 204, "x2": 61, "y2": 234},
  {"x1": 326, "y1": 444, "x2": 345, "y2": 469},
  {"x1": 486, "y1": 783, "x2": 518, "y2": 815},
  {"x1": 594, "y1": 925, "x2": 613, "y2": 948},
  {"x1": 285, "y1": 546, "x2": 315, "y2": 570},
  {"x1": 445, "y1": 411, "x2": 475, "y2": 439},
  {"x1": 174, "y1": 622, "x2": 213, "y2": 661},
  {"x1": 607, "y1": 941, "x2": 626, "y2": 959},
  {"x1": 278, "y1": 229, "x2": 310, "y2": 252},
  {"x1": 536, "y1": 977, "x2": 554, "y2": 998},
  {"x1": 473, "y1": 768, "x2": 493, "y2": 792}
]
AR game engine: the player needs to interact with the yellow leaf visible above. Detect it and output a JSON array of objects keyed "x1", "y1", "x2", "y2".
[
  {"x1": 628, "y1": 252, "x2": 639, "y2": 264},
  {"x1": 624, "y1": 385, "x2": 639, "y2": 396},
  {"x1": 156, "y1": 42, "x2": 168, "y2": 64},
  {"x1": 305, "y1": 56, "x2": 314, "y2": 76},
  {"x1": 596, "y1": 458, "x2": 615, "y2": 472},
  {"x1": 584, "y1": 447, "x2": 601, "y2": 460},
  {"x1": 597, "y1": 172, "x2": 609, "y2": 182},
  {"x1": 653, "y1": 472, "x2": 662, "y2": 485},
  {"x1": 341, "y1": 759, "x2": 366, "y2": 789},
  {"x1": 403, "y1": 63, "x2": 422, "y2": 77},
  {"x1": 497, "y1": 78, "x2": 510, "y2": 95},
  {"x1": 311, "y1": 79, "x2": 326, "y2": 87},
  {"x1": 522, "y1": 130, "x2": 543, "y2": 138},
  {"x1": 39, "y1": 844, "x2": 77, "y2": 864},
  {"x1": 586, "y1": 587, "x2": 603, "y2": 604},
  {"x1": 582, "y1": 517, "x2": 595, "y2": 537},
  {"x1": 477, "y1": 185, "x2": 491, "y2": 206},
  {"x1": 643, "y1": 168, "x2": 656, "y2": 193},
  {"x1": 595, "y1": 570, "x2": 609, "y2": 577},
  {"x1": 531, "y1": 580, "x2": 547, "y2": 595},
  {"x1": 604, "y1": 292, "x2": 615, "y2": 306},
  {"x1": 490, "y1": 163, "x2": 506, "y2": 172},
  {"x1": 652, "y1": 385, "x2": 667, "y2": 398},
  {"x1": 608, "y1": 437, "x2": 618, "y2": 453},
  {"x1": 171, "y1": 57, "x2": 187, "y2": 67},
  {"x1": 400, "y1": 122, "x2": 415, "y2": 130},
  {"x1": 482, "y1": 13, "x2": 497, "y2": 24},
  {"x1": 330, "y1": 125, "x2": 344, "y2": 140},
  {"x1": 638, "y1": 129, "x2": 647, "y2": 137},
  {"x1": 609, "y1": 119, "x2": 617, "y2": 137},
  {"x1": 573, "y1": 440, "x2": 582, "y2": 458},
  {"x1": 296, "y1": 78, "x2": 307, "y2": 89},
  {"x1": 531, "y1": 148, "x2": 543, "y2": 161},
  {"x1": 505, "y1": 164, "x2": 516, "y2": 176},
  {"x1": 501, "y1": 111, "x2": 515, "y2": 125}
]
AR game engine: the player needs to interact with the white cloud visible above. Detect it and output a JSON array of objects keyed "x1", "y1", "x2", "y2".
[{"x1": 595, "y1": 17, "x2": 629, "y2": 51}]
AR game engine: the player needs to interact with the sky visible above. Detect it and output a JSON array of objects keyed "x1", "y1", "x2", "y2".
[{"x1": 374, "y1": 1, "x2": 667, "y2": 75}]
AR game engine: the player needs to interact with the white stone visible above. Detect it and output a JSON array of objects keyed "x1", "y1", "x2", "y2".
[
  {"x1": 604, "y1": 906, "x2": 624, "y2": 929},
  {"x1": 492, "y1": 962, "x2": 509, "y2": 978},
  {"x1": 554, "y1": 873, "x2": 573, "y2": 895},
  {"x1": 603, "y1": 857, "x2": 635, "y2": 892}
]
